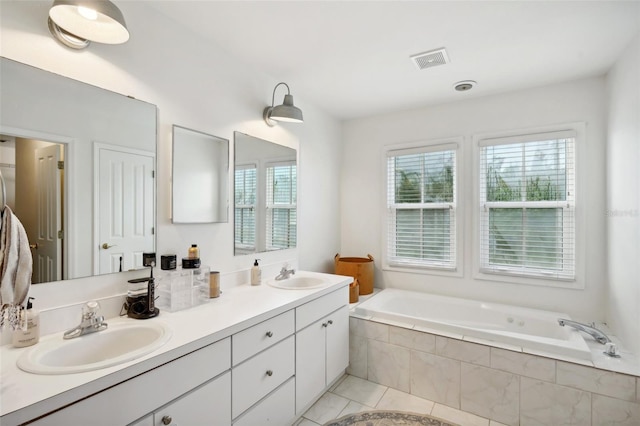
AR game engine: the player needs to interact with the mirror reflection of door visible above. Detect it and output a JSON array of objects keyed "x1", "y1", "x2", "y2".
[
  {"x1": 34, "y1": 144, "x2": 63, "y2": 283},
  {"x1": 96, "y1": 145, "x2": 154, "y2": 274},
  {"x1": 0, "y1": 136, "x2": 65, "y2": 284}
]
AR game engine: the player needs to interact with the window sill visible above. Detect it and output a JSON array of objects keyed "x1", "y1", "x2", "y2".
[{"x1": 474, "y1": 270, "x2": 584, "y2": 289}]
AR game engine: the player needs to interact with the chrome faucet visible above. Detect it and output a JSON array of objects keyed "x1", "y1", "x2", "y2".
[
  {"x1": 64, "y1": 301, "x2": 108, "y2": 339},
  {"x1": 275, "y1": 265, "x2": 296, "y2": 281},
  {"x1": 558, "y1": 318, "x2": 611, "y2": 345}
]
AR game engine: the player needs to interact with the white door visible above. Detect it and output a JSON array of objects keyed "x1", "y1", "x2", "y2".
[
  {"x1": 97, "y1": 146, "x2": 154, "y2": 274},
  {"x1": 34, "y1": 145, "x2": 62, "y2": 283}
]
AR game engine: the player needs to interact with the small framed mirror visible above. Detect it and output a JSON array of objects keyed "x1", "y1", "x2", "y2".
[{"x1": 172, "y1": 125, "x2": 229, "y2": 223}]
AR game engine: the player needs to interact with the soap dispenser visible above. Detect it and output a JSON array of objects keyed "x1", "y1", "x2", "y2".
[
  {"x1": 12, "y1": 297, "x2": 39, "y2": 348},
  {"x1": 251, "y1": 259, "x2": 261, "y2": 286}
]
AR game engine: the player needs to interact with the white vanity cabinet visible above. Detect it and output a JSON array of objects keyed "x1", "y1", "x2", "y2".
[
  {"x1": 295, "y1": 287, "x2": 349, "y2": 415},
  {"x1": 31, "y1": 338, "x2": 231, "y2": 426},
  {"x1": 3, "y1": 277, "x2": 352, "y2": 426}
]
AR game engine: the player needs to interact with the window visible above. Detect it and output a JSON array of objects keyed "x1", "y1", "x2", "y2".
[
  {"x1": 478, "y1": 130, "x2": 575, "y2": 280},
  {"x1": 234, "y1": 164, "x2": 257, "y2": 252},
  {"x1": 266, "y1": 161, "x2": 297, "y2": 250},
  {"x1": 385, "y1": 143, "x2": 458, "y2": 270}
]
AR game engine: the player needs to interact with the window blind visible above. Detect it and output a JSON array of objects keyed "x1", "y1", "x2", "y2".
[
  {"x1": 479, "y1": 134, "x2": 575, "y2": 280},
  {"x1": 386, "y1": 145, "x2": 457, "y2": 270},
  {"x1": 266, "y1": 162, "x2": 297, "y2": 250},
  {"x1": 234, "y1": 165, "x2": 257, "y2": 249}
]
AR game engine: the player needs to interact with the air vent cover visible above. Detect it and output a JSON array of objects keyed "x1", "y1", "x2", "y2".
[{"x1": 410, "y1": 48, "x2": 449, "y2": 70}]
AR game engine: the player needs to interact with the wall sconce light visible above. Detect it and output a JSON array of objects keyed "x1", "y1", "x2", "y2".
[
  {"x1": 263, "y1": 82, "x2": 304, "y2": 127},
  {"x1": 48, "y1": 0, "x2": 130, "y2": 50}
]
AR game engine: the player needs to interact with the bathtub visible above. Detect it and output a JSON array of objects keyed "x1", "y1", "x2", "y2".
[{"x1": 353, "y1": 289, "x2": 592, "y2": 361}]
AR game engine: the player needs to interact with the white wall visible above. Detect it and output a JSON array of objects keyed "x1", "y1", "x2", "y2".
[
  {"x1": 341, "y1": 77, "x2": 608, "y2": 321},
  {"x1": 605, "y1": 33, "x2": 640, "y2": 355},
  {"x1": 0, "y1": 2, "x2": 342, "y2": 298}
]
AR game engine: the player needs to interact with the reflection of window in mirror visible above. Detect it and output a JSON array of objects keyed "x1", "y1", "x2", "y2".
[
  {"x1": 266, "y1": 161, "x2": 297, "y2": 250},
  {"x1": 234, "y1": 164, "x2": 257, "y2": 254}
]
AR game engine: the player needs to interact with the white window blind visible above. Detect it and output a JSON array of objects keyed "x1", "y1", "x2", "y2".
[
  {"x1": 479, "y1": 131, "x2": 576, "y2": 280},
  {"x1": 266, "y1": 161, "x2": 297, "y2": 250},
  {"x1": 234, "y1": 164, "x2": 256, "y2": 251},
  {"x1": 386, "y1": 144, "x2": 457, "y2": 270}
]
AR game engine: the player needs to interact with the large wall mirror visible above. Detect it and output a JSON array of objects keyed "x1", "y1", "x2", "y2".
[
  {"x1": 172, "y1": 126, "x2": 229, "y2": 223},
  {"x1": 234, "y1": 132, "x2": 297, "y2": 255},
  {"x1": 0, "y1": 58, "x2": 157, "y2": 284}
]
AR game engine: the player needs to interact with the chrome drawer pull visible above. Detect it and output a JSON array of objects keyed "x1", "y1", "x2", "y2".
[
  {"x1": 328, "y1": 320, "x2": 334, "y2": 325},
  {"x1": 266, "y1": 331, "x2": 273, "y2": 337},
  {"x1": 266, "y1": 370, "x2": 273, "y2": 376},
  {"x1": 162, "y1": 415, "x2": 172, "y2": 425}
]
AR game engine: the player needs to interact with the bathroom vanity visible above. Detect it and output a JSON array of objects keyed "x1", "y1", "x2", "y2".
[{"x1": 0, "y1": 272, "x2": 352, "y2": 426}]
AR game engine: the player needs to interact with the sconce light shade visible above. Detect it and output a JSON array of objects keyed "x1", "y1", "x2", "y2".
[
  {"x1": 263, "y1": 82, "x2": 304, "y2": 127},
  {"x1": 49, "y1": 0, "x2": 129, "y2": 48}
]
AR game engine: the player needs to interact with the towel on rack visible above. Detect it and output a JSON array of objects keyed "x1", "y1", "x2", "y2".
[{"x1": 0, "y1": 205, "x2": 33, "y2": 330}]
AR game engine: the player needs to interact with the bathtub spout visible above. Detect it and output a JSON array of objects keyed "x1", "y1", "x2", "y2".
[{"x1": 558, "y1": 319, "x2": 611, "y2": 345}]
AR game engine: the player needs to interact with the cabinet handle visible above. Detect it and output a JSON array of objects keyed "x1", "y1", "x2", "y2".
[
  {"x1": 266, "y1": 331, "x2": 273, "y2": 337},
  {"x1": 162, "y1": 415, "x2": 172, "y2": 425},
  {"x1": 328, "y1": 320, "x2": 334, "y2": 325},
  {"x1": 322, "y1": 322, "x2": 328, "y2": 327},
  {"x1": 266, "y1": 370, "x2": 273, "y2": 376}
]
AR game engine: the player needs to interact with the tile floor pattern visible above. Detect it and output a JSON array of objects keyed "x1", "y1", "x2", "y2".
[{"x1": 294, "y1": 375, "x2": 508, "y2": 426}]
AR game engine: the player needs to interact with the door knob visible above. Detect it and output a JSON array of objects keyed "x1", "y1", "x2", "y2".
[
  {"x1": 101, "y1": 243, "x2": 117, "y2": 249},
  {"x1": 29, "y1": 244, "x2": 39, "y2": 250}
]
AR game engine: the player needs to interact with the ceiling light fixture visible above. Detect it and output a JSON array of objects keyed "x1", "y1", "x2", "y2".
[
  {"x1": 48, "y1": 0, "x2": 130, "y2": 49},
  {"x1": 453, "y1": 80, "x2": 477, "y2": 92},
  {"x1": 263, "y1": 82, "x2": 304, "y2": 127}
]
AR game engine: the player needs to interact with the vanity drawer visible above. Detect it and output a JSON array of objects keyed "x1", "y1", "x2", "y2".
[
  {"x1": 296, "y1": 286, "x2": 349, "y2": 331},
  {"x1": 232, "y1": 310, "x2": 294, "y2": 365},
  {"x1": 231, "y1": 335, "x2": 295, "y2": 419},
  {"x1": 232, "y1": 377, "x2": 295, "y2": 426}
]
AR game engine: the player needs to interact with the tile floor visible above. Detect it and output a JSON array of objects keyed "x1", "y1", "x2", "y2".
[{"x1": 294, "y1": 374, "x2": 508, "y2": 426}]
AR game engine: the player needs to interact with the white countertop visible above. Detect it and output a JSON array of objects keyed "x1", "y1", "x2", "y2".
[{"x1": 0, "y1": 271, "x2": 352, "y2": 425}]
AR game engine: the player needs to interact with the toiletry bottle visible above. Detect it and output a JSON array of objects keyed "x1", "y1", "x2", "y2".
[
  {"x1": 12, "y1": 297, "x2": 39, "y2": 348},
  {"x1": 188, "y1": 244, "x2": 199, "y2": 259},
  {"x1": 251, "y1": 259, "x2": 261, "y2": 286}
]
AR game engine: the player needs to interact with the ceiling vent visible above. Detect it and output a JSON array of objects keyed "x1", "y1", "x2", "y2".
[{"x1": 410, "y1": 48, "x2": 449, "y2": 70}]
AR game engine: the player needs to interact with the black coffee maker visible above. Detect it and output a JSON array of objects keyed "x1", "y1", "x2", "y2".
[{"x1": 123, "y1": 263, "x2": 159, "y2": 319}]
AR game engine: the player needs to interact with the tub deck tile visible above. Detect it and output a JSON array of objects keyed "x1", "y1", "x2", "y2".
[
  {"x1": 490, "y1": 348, "x2": 556, "y2": 382},
  {"x1": 556, "y1": 361, "x2": 637, "y2": 401},
  {"x1": 436, "y1": 336, "x2": 491, "y2": 367},
  {"x1": 390, "y1": 326, "x2": 436, "y2": 353}
]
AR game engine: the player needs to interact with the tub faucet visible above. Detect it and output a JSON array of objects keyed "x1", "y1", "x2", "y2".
[
  {"x1": 558, "y1": 319, "x2": 611, "y2": 345},
  {"x1": 63, "y1": 301, "x2": 108, "y2": 339},
  {"x1": 275, "y1": 265, "x2": 295, "y2": 281}
]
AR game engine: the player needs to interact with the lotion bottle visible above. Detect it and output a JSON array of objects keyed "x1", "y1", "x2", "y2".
[
  {"x1": 13, "y1": 297, "x2": 39, "y2": 348},
  {"x1": 251, "y1": 259, "x2": 261, "y2": 286}
]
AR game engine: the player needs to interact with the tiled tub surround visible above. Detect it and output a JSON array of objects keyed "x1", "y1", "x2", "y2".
[{"x1": 348, "y1": 316, "x2": 640, "y2": 426}]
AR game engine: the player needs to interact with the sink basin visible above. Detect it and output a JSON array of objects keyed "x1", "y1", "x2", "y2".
[
  {"x1": 267, "y1": 276, "x2": 326, "y2": 290},
  {"x1": 17, "y1": 321, "x2": 172, "y2": 375}
]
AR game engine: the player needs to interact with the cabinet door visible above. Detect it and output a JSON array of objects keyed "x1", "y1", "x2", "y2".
[
  {"x1": 295, "y1": 318, "x2": 327, "y2": 415},
  {"x1": 154, "y1": 372, "x2": 231, "y2": 426},
  {"x1": 326, "y1": 305, "x2": 349, "y2": 385}
]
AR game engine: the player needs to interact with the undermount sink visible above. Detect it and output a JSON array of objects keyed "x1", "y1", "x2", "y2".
[
  {"x1": 267, "y1": 275, "x2": 327, "y2": 290},
  {"x1": 17, "y1": 321, "x2": 172, "y2": 375}
]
